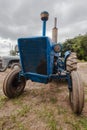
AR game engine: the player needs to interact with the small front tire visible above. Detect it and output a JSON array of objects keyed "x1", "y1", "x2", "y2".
[{"x1": 3, "y1": 69, "x2": 26, "y2": 98}]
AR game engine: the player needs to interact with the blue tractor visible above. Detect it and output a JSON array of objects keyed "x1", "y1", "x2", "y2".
[{"x1": 3, "y1": 11, "x2": 84, "y2": 114}]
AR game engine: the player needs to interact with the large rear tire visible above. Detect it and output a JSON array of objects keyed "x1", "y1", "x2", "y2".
[
  {"x1": 3, "y1": 69, "x2": 26, "y2": 98},
  {"x1": 69, "y1": 71, "x2": 84, "y2": 114},
  {"x1": 66, "y1": 52, "x2": 77, "y2": 72}
]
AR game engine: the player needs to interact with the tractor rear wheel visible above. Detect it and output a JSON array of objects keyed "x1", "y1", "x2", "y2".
[
  {"x1": 66, "y1": 52, "x2": 77, "y2": 72},
  {"x1": 3, "y1": 69, "x2": 26, "y2": 98},
  {"x1": 69, "y1": 71, "x2": 84, "y2": 114}
]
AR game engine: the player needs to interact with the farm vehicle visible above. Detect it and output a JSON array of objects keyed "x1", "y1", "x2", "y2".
[
  {"x1": 0, "y1": 55, "x2": 20, "y2": 72},
  {"x1": 3, "y1": 11, "x2": 84, "y2": 114}
]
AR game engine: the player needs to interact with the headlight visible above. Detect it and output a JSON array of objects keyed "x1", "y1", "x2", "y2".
[{"x1": 53, "y1": 43, "x2": 62, "y2": 53}]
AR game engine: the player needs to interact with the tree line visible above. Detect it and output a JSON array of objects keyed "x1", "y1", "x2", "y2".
[{"x1": 62, "y1": 34, "x2": 87, "y2": 61}]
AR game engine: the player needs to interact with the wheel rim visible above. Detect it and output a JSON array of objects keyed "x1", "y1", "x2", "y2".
[{"x1": 11, "y1": 75, "x2": 25, "y2": 93}]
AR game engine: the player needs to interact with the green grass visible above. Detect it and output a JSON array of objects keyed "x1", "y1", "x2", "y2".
[
  {"x1": 0, "y1": 96, "x2": 8, "y2": 108},
  {"x1": 16, "y1": 122, "x2": 27, "y2": 130},
  {"x1": 63, "y1": 113, "x2": 87, "y2": 130},
  {"x1": 35, "y1": 106, "x2": 57, "y2": 130},
  {"x1": 12, "y1": 97, "x2": 24, "y2": 105},
  {"x1": 57, "y1": 105, "x2": 68, "y2": 115},
  {"x1": 0, "y1": 105, "x2": 30, "y2": 130},
  {"x1": 50, "y1": 97, "x2": 57, "y2": 104},
  {"x1": 10, "y1": 114, "x2": 16, "y2": 123},
  {"x1": 17, "y1": 105, "x2": 31, "y2": 117},
  {"x1": 0, "y1": 78, "x2": 87, "y2": 130},
  {"x1": 78, "y1": 117, "x2": 87, "y2": 130},
  {"x1": 42, "y1": 110, "x2": 57, "y2": 130}
]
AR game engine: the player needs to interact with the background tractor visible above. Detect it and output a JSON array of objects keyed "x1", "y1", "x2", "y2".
[
  {"x1": 0, "y1": 55, "x2": 20, "y2": 72},
  {"x1": 3, "y1": 11, "x2": 84, "y2": 114}
]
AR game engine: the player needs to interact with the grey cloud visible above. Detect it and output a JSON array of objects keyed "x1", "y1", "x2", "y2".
[{"x1": 0, "y1": 0, "x2": 87, "y2": 42}]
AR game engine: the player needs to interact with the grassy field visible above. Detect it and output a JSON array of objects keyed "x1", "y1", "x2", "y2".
[{"x1": 0, "y1": 63, "x2": 87, "y2": 130}]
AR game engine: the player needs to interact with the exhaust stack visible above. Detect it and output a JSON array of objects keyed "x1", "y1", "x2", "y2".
[
  {"x1": 52, "y1": 17, "x2": 58, "y2": 43},
  {"x1": 40, "y1": 11, "x2": 49, "y2": 36}
]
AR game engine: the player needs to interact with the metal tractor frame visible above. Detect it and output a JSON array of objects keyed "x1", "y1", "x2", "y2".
[{"x1": 3, "y1": 11, "x2": 84, "y2": 114}]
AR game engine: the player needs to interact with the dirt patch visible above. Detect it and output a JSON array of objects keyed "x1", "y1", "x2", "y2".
[
  {"x1": 0, "y1": 63, "x2": 87, "y2": 130},
  {"x1": 78, "y1": 62, "x2": 87, "y2": 85}
]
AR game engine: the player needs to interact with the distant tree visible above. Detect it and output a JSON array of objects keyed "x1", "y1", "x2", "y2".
[
  {"x1": 62, "y1": 34, "x2": 87, "y2": 61},
  {"x1": 80, "y1": 36, "x2": 87, "y2": 60}
]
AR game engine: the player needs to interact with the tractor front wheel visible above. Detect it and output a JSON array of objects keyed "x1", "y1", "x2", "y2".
[
  {"x1": 69, "y1": 71, "x2": 84, "y2": 114},
  {"x1": 3, "y1": 69, "x2": 26, "y2": 98}
]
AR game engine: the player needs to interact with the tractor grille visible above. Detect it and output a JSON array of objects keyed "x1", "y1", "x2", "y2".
[{"x1": 18, "y1": 37, "x2": 48, "y2": 75}]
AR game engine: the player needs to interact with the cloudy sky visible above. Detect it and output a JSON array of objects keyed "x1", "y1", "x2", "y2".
[{"x1": 0, "y1": 0, "x2": 87, "y2": 55}]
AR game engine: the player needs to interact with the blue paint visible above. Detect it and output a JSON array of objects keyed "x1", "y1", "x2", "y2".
[
  {"x1": 64, "y1": 51, "x2": 71, "y2": 69},
  {"x1": 24, "y1": 72, "x2": 49, "y2": 83},
  {"x1": 42, "y1": 20, "x2": 46, "y2": 36},
  {"x1": 18, "y1": 37, "x2": 53, "y2": 79},
  {"x1": 18, "y1": 36, "x2": 71, "y2": 87},
  {"x1": 17, "y1": 11, "x2": 72, "y2": 90},
  {"x1": 66, "y1": 72, "x2": 72, "y2": 90}
]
